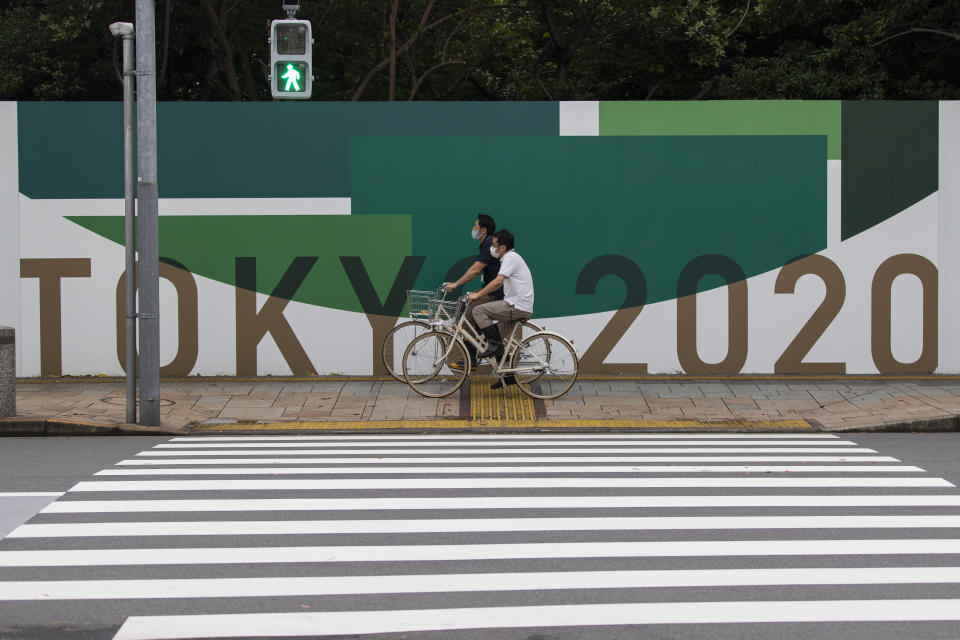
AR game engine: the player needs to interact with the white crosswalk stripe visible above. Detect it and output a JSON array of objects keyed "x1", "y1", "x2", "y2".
[
  {"x1": 152, "y1": 439, "x2": 864, "y2": 448},
  {"x1": 135, "y1": 446, "x2": 876, "y2": 455},
  {"x1": 12, "y1": 514, "x2": 960, "y2": 537},
  {"x1": 6, "y1": 566, "x2": 960, "y2": 600},
  {"x1": 3, "y1": 538, "x2": 960, "y2": 567},
  {"x1": 116, "y1": 455, "x2": 902, "y2": 464},
  {"x1": 1, "y1": 432, "x2": 959, "y2": 640},
  {"x1": 112, "y1": 600, "x2": 960, "y2": 640},
  {"x1": 37, "y1": 494, "x2": 960, "y2": 512},
  {"x1": 95, "y1": 464, "x2": 925, "y2": 474},
  {"x1": 167, "y1": 434, "x2": 851, "y2": 440},
  {"x1": 65, "y1": 476, "x2": 956, "y2": 490}
]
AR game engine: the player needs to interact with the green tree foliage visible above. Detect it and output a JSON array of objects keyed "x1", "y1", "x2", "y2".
[
  {"x1": 0, "y1": 0, "x2": 125, "y2": 99},
  {"x1": 1, "y1": 0, "x2": 958, "y2": 101},
  {"x1": 714, "y1": 0, "x2": 960, "y2": 99}
]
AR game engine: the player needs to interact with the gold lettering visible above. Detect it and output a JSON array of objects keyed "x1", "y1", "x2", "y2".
[{"x1": 20, "y1": 258, "x2": 91, "y2": 376}]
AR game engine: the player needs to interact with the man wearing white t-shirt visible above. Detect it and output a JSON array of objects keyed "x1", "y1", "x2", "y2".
[{"x1": 466, "y1": 229, "x2": 534, "y2": 389}]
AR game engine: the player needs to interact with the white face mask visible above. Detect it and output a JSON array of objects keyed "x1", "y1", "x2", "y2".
[
  {"x1": 490, "y1": 245, "x2": 500, "y2": 258},
  {"x1": 471, "y1": 228, "x2": 483, "y2": 241}
]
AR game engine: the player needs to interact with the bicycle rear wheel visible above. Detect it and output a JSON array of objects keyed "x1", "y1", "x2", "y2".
[
  {"x1": 519, "y1": 320, "x2": 541, "y2": 338},
  {"x1": 403, "y1": 332, "x2": 469, "y2": 398},
  {"x1": 512, "y1": 321, "x2": 548, "y2": 381},
  {"x1": 512, "y1": 333, "x2": 579, "y2": 400},
  {"x1": 382, "y1": 320, "x2": 431, "y2": 382}
]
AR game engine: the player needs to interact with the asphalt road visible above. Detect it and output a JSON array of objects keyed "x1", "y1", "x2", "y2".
[
  {"x1": 0, "y1": 432, "x2": 958, "y2": 640},
  {"x1": 0, "y1": 437, "x2": 169, "y2": 540}
]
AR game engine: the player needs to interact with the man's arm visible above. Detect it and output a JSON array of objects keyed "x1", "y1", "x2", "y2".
[
  {"x1": 467, "y1": 274, "x2": 505, "y2": 301},
  {"x1": 444, "y1": 261, "x2": 485, "y2": 292}
]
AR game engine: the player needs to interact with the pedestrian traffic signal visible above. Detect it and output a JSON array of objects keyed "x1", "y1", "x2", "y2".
[
  {"x1": 277, "y1": 62, "x2": 307, "y2": 92},
  {"x1": 269, "y1": 19, "x2": 312, "y2": 99}
]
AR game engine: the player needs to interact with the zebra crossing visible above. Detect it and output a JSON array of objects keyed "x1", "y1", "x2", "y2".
[{"x1": 1, "y1": 433, "x2": 959, "y2": 639}]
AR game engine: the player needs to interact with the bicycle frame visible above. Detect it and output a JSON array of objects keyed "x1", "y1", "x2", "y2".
[{"x1": 427, "y1": 297, "x2": 550, "y2": 378}]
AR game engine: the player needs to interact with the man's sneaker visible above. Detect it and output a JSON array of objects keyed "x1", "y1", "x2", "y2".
[{"x1": 448, "y1": 360, "x2": 476, "y2": 373}]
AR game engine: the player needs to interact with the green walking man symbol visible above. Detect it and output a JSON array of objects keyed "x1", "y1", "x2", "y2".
[{"x1": 281, "y1": 64, "x2": 301, "y2": 92}]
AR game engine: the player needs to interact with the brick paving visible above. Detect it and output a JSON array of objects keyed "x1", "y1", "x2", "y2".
[{"x1": 9, "y1": 377, "x2": 960, "y2": 430}]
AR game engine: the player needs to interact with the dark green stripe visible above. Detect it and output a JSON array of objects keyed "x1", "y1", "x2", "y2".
[
  {"x1": 841, "y1": 101, "x2": 939, "y2": 240},
  {"x1": 19, "y1": 102, "x2": 559, "y2": 199}
]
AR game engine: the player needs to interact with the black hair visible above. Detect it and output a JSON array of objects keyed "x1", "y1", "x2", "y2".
[
  {"x1": 494, "y1": 229, "x2": 515, "y2": 251},
  {"x1": 476, "y1": 214, "x2": 496, "y2": 237}
]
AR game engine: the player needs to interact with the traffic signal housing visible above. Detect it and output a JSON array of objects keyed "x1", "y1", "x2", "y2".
[{"x1": 270, "y1": 19, "x2": 312, "y2": 99}]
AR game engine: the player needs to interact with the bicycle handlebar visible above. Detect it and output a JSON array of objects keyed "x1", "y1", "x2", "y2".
[{"x1": 440, "y1": 283, "x2": 472, "y2": 305}]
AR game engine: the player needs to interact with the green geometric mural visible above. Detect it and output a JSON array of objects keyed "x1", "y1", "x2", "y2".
[
  {"x1": 351, "y1": 135, "x2": 827, "y2": 318},
  {"x1": 30, "y1": 102, "x2": 858, "y2": 320}
]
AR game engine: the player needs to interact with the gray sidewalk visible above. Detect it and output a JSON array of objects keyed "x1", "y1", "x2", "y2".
[{"x1": 4, "y1": 376, "x2": 960, "y2": 434}]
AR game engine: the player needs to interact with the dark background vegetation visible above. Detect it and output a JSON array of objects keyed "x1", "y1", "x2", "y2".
[{"x1": 2, "y1": 0, "x2": 958, "y2": 101}]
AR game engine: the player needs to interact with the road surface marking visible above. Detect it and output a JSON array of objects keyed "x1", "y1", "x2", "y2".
[
  {"x1": 11, "y1": 515, "x2": 960, "y2": 538},
  {"x1": 135, "y1": 447, "x2": 875, "y2": 456},
  {"x1": 153, "y1": 440, "x2": 860, "y2": 448},
  {"x1": 65, "y1": 477, "x2": 952, "y2": 491},
  {"x1": 110, "y1": 599, "x2": 960, "y2": 639},
  {"x1": 4, "y1": 539, "x2": 960, "y2": 567},
  {"x1": 41, "y1": 494, "x2": 960, "y2": 513},
  {"x1": 0, "y1": 492, "x2": 64, "y2": 497},
  {"x1": 115, "y1": 455, "x2": 900, "y2": 465},
  {"x1": 94, "y1": 465, "x2": 924, "y2": 475},
  {"x1": 4, "y1": 566, "x2": 960, "y2": 600}
]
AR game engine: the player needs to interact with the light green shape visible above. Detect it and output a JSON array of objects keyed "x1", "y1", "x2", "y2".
[
  {"x1": 66, "y1": 214, "x2": 412, "y2": 313},
  {"x1": 600, "y1": 101, "x2": 842, "y2": 160}
]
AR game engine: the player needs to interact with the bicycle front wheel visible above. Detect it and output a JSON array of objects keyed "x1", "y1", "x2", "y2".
[
  {"x1": 382, "y1": 320, "x2": 431, "y2": 382},
  {"x1": 403, "y1": 332, "x2": 469, "y2": 398},
  {"x1": 511, "y1": 333, "x2": 579, "y2": 400}
]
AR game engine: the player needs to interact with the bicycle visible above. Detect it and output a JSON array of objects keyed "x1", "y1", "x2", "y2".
[
  {"x1": 401, "y1": 292, "x2": 579, "y2": 400},
  {"x1": 381, "y1": 288, "x2": 541, "y2": 381}
]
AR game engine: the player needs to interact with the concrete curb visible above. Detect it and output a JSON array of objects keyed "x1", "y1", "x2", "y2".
[
  {"x1": 0, "y1": 416, "x2": 190, "y2": 436},
  {"x1": 194, "y1": 426, "x2": 821, "y2": 435},
  {"x1": 1, "y1": 415, "x2": 957, "y2": 437},
  {"x1": 189, "y1": 423, "x2": 960, "y2": 435},
  {"x1": 824, "y1": 415, "x2": 960, "y2": 433}
]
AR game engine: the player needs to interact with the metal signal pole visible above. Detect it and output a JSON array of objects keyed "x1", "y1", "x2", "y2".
[
  {"x1": 135, "y1": 0, "x2": 160, "y2": 426},
  {"x1": 109, "y1": 21, "x2": 138, "y2": 424}
]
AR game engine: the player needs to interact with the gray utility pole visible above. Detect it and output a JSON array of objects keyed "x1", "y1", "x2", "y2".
[
  {"x1": 135, "y1": 0, "x2": 160, "y2": 426},
  {"x1": 109, "y1": 21, "x2": 137, "y2": 424}
]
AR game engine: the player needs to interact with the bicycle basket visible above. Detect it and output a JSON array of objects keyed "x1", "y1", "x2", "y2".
[
  {"x1": 428, "y1": 297, "x2": 461, "y2": 323},
  {"x1": 406, "y1": 290, "x2": 434, "y2": 319}
]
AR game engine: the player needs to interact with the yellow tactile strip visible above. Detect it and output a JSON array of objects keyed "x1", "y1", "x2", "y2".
[
  {"x1": 470, "y1": 376, "x2": 537, "y2": 422},
  {"x1": 194, "y1": 418, "x2": 814, "y2": 431}
]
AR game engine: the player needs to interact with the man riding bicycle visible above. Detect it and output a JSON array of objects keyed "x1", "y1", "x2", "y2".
[
  {"x1": 466, "y1": 229, "x2": 534, "y2": 390},
  {"x1": 443, "y1": 214, "x2": 502, "y2": 372}
]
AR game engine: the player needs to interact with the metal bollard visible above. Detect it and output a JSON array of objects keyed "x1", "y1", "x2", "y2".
[{"x1": 0, "y1": 327, "x2": 14, "y2": 417}]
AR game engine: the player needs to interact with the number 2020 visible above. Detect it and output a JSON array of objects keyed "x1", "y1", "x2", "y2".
[{"x1": 576, "y1": 253, "x2": 938, "y2": 375}]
